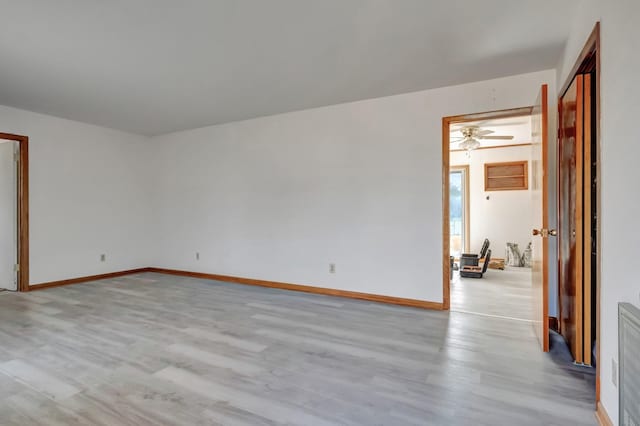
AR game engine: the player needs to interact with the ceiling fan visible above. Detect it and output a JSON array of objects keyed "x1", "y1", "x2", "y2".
[{"x1": 451, "y1": 126, "x2": 514, "y2": 152}]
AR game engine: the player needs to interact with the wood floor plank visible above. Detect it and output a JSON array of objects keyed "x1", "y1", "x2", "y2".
[
  {"x1": 167, "y1": 343, "x2": 265, "y2": 376},
  {"x1": 180, "y1": 327, "x2": 268, "y2": 353},
  {"x1": 0, "y1": 360, "x2": 81, "y2": 401},
  {"x1": 154, "y1": 366, "x2": 337, "y2": 425}
]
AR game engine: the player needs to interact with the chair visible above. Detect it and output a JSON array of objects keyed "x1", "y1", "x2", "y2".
[
  {"x1": 459, "y1": 238, "x2": 490, "y2": 268},
  {"x1": 460, "y1": 249, "x2": 491, "y2": 278}
]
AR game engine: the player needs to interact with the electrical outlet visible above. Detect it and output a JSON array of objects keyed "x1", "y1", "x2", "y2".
[
  {"x1": 329, "y1": 263, "x2": 336, "y2": 274},
  {"x1": 196, "y1": 252, "x2": 200, "y2": 261},
  {"x1": 612, "y1": 358, "x2": 618, "y2": 387},
  {"x1": 100, "y1": 254, "x2": 106, "y2": 262}
]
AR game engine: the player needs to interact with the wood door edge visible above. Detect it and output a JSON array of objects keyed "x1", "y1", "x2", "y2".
[
  {"x1": 0, "y1": 132, "x2": 29, "y2": 292},
  {"x1": 541, "y1": 83, "x2": 550, "y2": 352}
]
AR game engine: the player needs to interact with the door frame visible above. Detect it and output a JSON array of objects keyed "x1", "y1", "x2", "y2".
[
  {"x1": 442, "y1": 106, "x2": 533, "y2": 310},
  {"x1": 0, "y1": 132, "x2": 29, "y2": 292},
  {"x1": 558, "y1": 22, "x2": 601, "y2": 403}
]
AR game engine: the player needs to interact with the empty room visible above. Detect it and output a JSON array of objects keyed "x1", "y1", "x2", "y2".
[{"x1": 0, "y1": 1, "x2": 638, "y2": 425}]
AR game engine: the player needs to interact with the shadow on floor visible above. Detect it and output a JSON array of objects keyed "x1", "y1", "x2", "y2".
[{"x1": 549, "y1": 330, "x2": 596, "y2": 389}]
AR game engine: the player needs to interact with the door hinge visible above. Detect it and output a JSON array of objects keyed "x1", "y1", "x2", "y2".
[
  {"x1": 14, "y1": 264, "x2": 20, "y2": 272},
  {"x1": 13, "y1": 151, "x2": 19, "y2": 163}
]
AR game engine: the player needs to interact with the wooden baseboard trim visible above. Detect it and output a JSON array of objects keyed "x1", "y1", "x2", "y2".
[
  {"x1": 147, "y1": 267, "x2": 444, "y2": 310},
  {"x1": 26, "y1": 267, "x2": 443, "y2": 310},
  {"x1": 29, "y1": 268, "x2": 151, "y2": 291},
  {"x1": 595, "y1": 401, "x2": 613, "y2": 426},
  {"x1": 549, "y1": 316, "x2": 559, "y2": 332}
]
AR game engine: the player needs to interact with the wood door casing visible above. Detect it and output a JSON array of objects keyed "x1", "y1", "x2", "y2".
[
  {"x1": 531, "y1": 84, "x2": 549, "y2": 352},
  {"x1": 583, "y1": 73, "x2": 593, "y2": 366},
  {"x1": 0, "y1": 133, "x2": 29, "y2": 292}
]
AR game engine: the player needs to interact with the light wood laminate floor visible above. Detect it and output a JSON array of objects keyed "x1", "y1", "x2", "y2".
[
  {"x1": 451, "y1": 266, "x2": 533, "y2": 321},
  {"x1": 0, "y1": 273, "x2": 595, "y2": 425}
]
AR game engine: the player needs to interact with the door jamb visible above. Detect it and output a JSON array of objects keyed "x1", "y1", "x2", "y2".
[
  {"x1": 558, "y1": 22, "x2": 601, "y2": 404},
  {"x1": 442, "y1": 107, "x2": 533, "y2": 310},
  {"x1": 0, "y1": 132, "x2": 29, "y2": 292}
]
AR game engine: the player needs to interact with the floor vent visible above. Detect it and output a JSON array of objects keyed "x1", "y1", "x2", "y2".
[{"x1": 619, "y1": 303, "x2": 640, "y2": 426}]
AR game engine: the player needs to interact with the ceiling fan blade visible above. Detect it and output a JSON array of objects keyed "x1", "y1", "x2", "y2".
[
  {"x1": 479, "y1": 135, "x2": 514, "y2": 140},
  {"x1": 450, "y1": 137, "x2": 464, "y2": 142},
  {"x1": 477, "y1": 129, "x2": 494, "y2": 136}
]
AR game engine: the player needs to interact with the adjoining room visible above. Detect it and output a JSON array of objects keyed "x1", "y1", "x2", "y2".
[{"x1": 448, "y1": 115, "x2": 534, "y2": 321}]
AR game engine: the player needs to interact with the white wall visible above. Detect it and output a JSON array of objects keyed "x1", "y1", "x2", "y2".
[
  {"x1": 0, "y1": 105, "x2": 152, "y2": 285},
  {"x1": 0, "y1": 69, "x2": 558, "y2": 309},
  {"x1": 0, "y1": 140, "x2": 17, "y2": 290},
  {"x1": 0, "y1": 70, "x2": 557, "y2": 299},
  {"x1": 451, "y1": 145, "x2": 533, "y2": 261},
  {"x1": 557, "y1": 1, "x2": 640, "y2": 423},
  {"x1": 150, "y1": 70, "x2": 556, "y2": 302}
]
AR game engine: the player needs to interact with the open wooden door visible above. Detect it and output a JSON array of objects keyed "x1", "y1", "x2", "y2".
[
  {"x1": 558, "y1": 74, "x2": 594, "y2": 365},
  {"x1": 531, "y1": 84, "x2": 550, "y2": 352},
  {"x1": 558, "y1": 76, "x2": 581, "y2": 361}
]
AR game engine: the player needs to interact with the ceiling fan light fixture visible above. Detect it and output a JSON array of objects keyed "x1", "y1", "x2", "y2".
[
  {"x1": 451, "y1": 125, "x2": 515, "y2": 152},
  {"x1": 458, "y1": 137, "x2": 480, "y2": 151}
]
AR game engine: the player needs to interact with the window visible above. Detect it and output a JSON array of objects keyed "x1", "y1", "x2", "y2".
[{"x1": 450, "y1": 166, "x2": 469, "y2": 256}]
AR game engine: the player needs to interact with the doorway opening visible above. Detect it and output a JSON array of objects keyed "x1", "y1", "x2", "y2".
[
  {"x1": 0, "y1": 133, "x2": 29, "y2": 292},
  {"x1": 442, "y1": 86, "x2": 550, "y2": 353},
  {"x1": 446, "y1": 112, "x2": 536, "y2": 321},
  {"x1": 442, "y1": 106, "x2": 536, "y2": 309},
  {"x1": 441, "y1": 83, "x2": 552, "y2": 359}
]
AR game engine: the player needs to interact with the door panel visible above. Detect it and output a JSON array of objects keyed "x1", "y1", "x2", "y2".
[
  {"x1": 531, "y1": 84, "x2": 549, "y2": 352},
  {"x1": 558, "y1": 75, "x2": 583, "y2": 362},
  {"x1": 0, "y1": 140, "x2": 18, "y2": 291},
  {"x1": 558, "y1": 74, "x2": 595, "y2": 365}
]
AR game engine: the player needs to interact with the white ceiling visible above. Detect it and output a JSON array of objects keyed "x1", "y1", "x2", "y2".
[{"x1": 0, "y1": 1, "x2": 576, "y2": 136}]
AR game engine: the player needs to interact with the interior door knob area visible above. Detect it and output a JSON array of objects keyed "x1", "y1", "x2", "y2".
[{"x1": 532, "y1": 228, "x2": 557, "y2": 237}]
